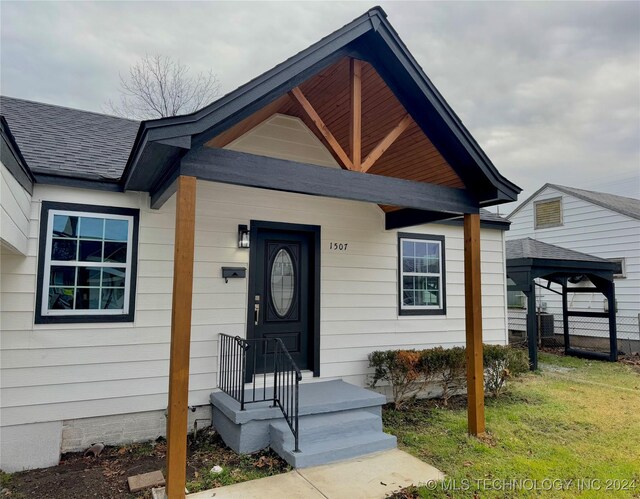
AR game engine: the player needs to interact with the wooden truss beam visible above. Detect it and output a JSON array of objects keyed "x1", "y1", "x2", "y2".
[
  {"x1": 361, "y1": 114, "x2": 412, "y2": 173},
  {"x1": 350, "y1": 58, "x2": 362, "y2": 170},
  {"x1": 165, "y1": 175, "x2": 197, "y2": 499},
  {"x1": 288, "y1": 87, "x2": 354, "y2": 170},
  {"x1": 179, "y1": 147, "x2": 479, "y2": 214},
  {"x1": 289, "y1": 58, "x2": 412, "y2": 174},
  {"x1": 463, "y1": 213, "x2": 486, "y2": 436}
]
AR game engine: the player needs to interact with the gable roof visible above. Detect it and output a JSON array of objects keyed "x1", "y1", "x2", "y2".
[
  {"x1": 508, "y1": 183, "x2": 640, "y2": 221},
  {"x1": 0, "y1": 7, "x2": 520, "y2": 211},
  {"x1": 0, "y1": 95, "x2": 139, "y2": 184},
  {"x1": 123, "y1": 7, "x2": 520, "y2": 206},
  {"x1": 506, "y1": 238, "x2": 609, "y2": 264}
]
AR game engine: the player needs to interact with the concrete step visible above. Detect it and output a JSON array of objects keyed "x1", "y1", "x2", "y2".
[
  {"x1": 210, "y1": 379, "x2": 393, "y2": 458},
  {"x1": 271, "y1": 430, "x2": 397, "y2": 468},
  {"x1": 270, "y1": 408, "x2": 382, "y2": 447},
  {"x1": 211, "y1": 380, "x2": 386, "y2": 425}
]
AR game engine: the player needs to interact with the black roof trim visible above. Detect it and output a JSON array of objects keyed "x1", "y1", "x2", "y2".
[
  {"x1": 33, "y1": 173, "x2": 123, "y2": 192},
  {"x1": 123, "y1": 7, "x2": 521, "y2": 204},
  {"x1": 368, "y1": 12, "x2": 520, "y2": 200},
  {"x1": 0, "y1": 116, "x2": 35, "y2": 194},
  {"x1": 121, "y1": 10, "x2": 377, "y2": 189},
  {"x1": 443, "y1": 209, "x2": 510, "y2": 230}
]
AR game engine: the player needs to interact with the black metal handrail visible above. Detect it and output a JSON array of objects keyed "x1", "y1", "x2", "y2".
[{"x1": 218, "y1": 333, "x2": 302, "y2": 452}]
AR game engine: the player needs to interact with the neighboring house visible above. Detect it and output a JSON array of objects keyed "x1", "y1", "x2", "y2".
[
  {"x1": 507, "y1": 183, "x2": 640, "y2": 350},
  {"x1": 0, "y1": 8, "x2": 521, "y2": 473}
]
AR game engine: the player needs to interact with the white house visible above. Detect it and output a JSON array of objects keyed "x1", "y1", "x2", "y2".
[
  {"x1": 0, "y1": 8, "x2": 521, "y2": 478},
  {"x1": 507, "y1": 183, "x2": 640, "y2": 352}
]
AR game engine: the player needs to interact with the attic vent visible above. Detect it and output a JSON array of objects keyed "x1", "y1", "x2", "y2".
[{"x1": 534, "y1": 198, "x2": 562, "y2": 229}]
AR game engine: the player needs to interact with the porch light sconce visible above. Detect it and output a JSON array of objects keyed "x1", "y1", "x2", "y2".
[{"x1": 238, "y1": 225, "x2": 250, "y2": 248}]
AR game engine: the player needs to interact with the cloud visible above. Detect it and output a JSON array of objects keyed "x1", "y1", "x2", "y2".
[{"x1": 1, "y1": 1, "x2": 638, "y2": 204}]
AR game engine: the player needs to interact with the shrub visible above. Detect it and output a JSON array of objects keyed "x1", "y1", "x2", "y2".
[
  {"x1": 368, "y1": 350, "x2": 428, "y2": 409},
  {"x1": 427, "y1": 347, "x2": 467, "y2": 406},
  {"x1": 370, "y1": 344, "x2": 530, "y2": 408},
  {"x1": 369, "y1": 347, "x2": 465, "y2": 408},
  {"x1": 483, "y1": 345, "x2": 529, "y2": 397}
]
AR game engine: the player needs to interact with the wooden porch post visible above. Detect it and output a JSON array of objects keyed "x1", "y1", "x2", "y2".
[
  {"x1": 463, "y1": 213, "x2": 486, "y2": 436},
  {"x1": 166, "y1": 175, "x2": 197, "y2": 499}
]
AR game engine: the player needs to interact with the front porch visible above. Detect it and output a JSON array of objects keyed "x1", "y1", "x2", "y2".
[
  {"x1": 211, "y1": 379, "x2": 395, "y2": 468},
  {"x1": 121, "y1": 8, "x2": 521, "y2": 496}
]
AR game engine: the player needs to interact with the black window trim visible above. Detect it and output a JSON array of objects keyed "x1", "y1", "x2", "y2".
[
  {"x1": 35, "y1": 201, "x2": 140, "y2": 324},
  {"x1": 397, "y1": 232, "x2": 447, "y2": 316}
]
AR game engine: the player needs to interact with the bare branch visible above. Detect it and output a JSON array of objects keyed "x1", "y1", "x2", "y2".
[{"x1": 105, "y1": 54, "x2": 220, "y2": 119}]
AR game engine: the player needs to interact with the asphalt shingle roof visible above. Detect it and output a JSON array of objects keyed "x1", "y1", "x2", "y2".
[
  {"x1": 478, "y1": 209, "x2": 508, "y2": 224},
  {"x1": 506, "y1": 238, "x2": 609, "y2": 263},
  {"x1": 548, "y1": 184, "x2": 640, "y2": 221},
  {"x1": 0, "y1": 95, "x2": 139, "y2": 181}
]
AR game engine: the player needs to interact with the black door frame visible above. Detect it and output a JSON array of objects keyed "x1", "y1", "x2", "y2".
[{"x1": 246, "y1": 220, "x2": 321, "y2": 377}]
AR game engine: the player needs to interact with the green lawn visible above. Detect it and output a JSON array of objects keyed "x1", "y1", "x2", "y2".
[{"x1": 384, "y1": 353, "x2": 640, "y2": 498}]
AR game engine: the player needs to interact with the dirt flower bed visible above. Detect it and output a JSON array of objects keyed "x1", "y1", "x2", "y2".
[{"x1": 0, "y1": 429, "x2": 290, "y2": 498}]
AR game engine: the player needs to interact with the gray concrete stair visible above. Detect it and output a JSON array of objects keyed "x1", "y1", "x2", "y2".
[
  {"x1": 270, "y1": 408, "x2": 382, "y2": 446},
  {"x1": 269, "y1": 408, "x2": 396, "y2": 468},
  {"x1": 210, "y1": 380, "x2": 396, "y2": 466}
]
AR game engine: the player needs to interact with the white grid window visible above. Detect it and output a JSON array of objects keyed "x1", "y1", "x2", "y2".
[
  {"x1": 400, "y1": 238, "x2": 443, "y2": 311},
  {"x1": 41, "y1": 210, "x2": 135, "y2": 317}
]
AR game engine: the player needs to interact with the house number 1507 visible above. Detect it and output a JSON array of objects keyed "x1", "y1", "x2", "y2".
[{"x1": 329, "y1": 242, "x2": 348, "y2": 251}]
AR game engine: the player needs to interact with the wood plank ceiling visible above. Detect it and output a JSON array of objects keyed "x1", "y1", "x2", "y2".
[{"x1": 207, "y1": 57, "x2": 465, "y2": 211}]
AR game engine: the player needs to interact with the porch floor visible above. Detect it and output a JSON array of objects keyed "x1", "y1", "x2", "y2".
[{"x1": 210, "y1": 379, "x2": 386, "y2": 424}]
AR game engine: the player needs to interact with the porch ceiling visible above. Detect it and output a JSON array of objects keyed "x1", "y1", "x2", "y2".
[{"x1": 206, "y1": 58, "x2": 464, "y2": 196}]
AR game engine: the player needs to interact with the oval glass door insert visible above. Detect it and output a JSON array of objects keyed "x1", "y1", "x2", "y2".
[{"x1": 271, "y1": 248, "x2": 295, "y2": 317}]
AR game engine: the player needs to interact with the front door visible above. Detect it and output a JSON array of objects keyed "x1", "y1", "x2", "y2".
[{"x1": 247, "y1": 222, "x2": 318, "y2": 377}]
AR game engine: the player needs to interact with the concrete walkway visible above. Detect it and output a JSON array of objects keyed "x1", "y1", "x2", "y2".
[{"x1": 185, "y1": 449, "x2": 443, "y2": 499}]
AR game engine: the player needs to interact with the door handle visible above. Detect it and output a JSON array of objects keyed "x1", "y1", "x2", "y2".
[{"x1": 254, "y1": 303, "x2": 260, "y2": 326}]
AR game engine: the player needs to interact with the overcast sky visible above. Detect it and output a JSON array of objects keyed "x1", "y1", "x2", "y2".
[{"x1": 1, "y1": 1, "x2": 639, "y2": 211}]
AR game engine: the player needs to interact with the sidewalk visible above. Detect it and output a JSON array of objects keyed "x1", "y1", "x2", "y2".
[{"x1": 183, "y1": 449, "x2": 443, "y2": 499}]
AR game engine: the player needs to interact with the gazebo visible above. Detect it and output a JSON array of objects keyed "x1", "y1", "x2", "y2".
[{"x1": 506, "y1": 238, "x2": 618, "y2": 370}]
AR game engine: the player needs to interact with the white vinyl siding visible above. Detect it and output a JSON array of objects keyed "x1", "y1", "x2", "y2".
[
  {"x1": 0, "y1": 163, "x2": 31, "y2": 255},
  {"x1": 225, "y1": 114, "x2": 340, "y2": 168},
  {"x1": 0, "y1": 181, "x2": 508, "y2": 428}
]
